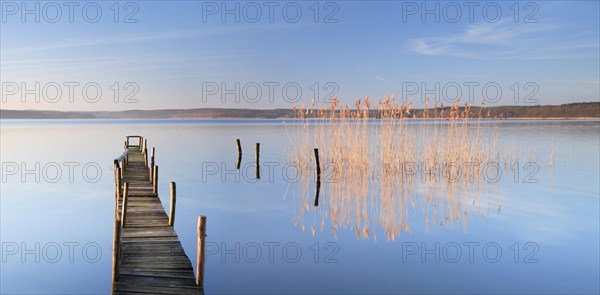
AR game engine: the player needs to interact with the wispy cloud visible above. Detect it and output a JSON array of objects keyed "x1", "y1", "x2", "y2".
[
  {"x1": 1, "y1": 30, "x2": 211, "y2": 55},
  {"x1": 408, "y1": 21, "x2": 599, "y2": 59},
  {"x1": 1, "y1": 23, "x2": 313, "y2": 55},
  {"x1": 374, "y1": 76, "x2": 388, "y2": 82}
]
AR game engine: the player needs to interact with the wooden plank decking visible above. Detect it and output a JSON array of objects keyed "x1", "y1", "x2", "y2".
[{"x1": 112, "y1": 138, "x2": 204, "y2": 295}]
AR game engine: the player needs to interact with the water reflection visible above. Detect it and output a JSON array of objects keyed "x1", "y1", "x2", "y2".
[{"x1": 290, "y1": 100, "x2": 531, "y2": 240}]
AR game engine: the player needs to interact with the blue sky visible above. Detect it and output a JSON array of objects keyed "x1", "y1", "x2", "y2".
[{"x1": 1, "y1": 1, "x2": 599, "y2": 111}]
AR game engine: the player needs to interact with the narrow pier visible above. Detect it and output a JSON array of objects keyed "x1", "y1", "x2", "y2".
[{"x1": 112, "y1": 136, "x2": 205, "y2": 295}]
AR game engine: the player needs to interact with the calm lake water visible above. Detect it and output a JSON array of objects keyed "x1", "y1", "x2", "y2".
[{"x1": 1, "y1": 119, "x2": 599, "y2": 294}]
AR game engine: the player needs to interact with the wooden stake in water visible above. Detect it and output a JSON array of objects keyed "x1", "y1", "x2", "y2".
[
  {"x1": 314, "y1": 148, "x2": 321, "y2": 181},
  {"x1": 236, "y1": 139, "x2": 242, "y2": 169},
  {"x1": 314, "y1": 148, "x2": 321, "y2": 206},
  {"x1": 255, "y1": 143, "x2": 260, "y2": 179},
  {"x1": 196, "y1": 216, "x2": 207, "y2": 288},
  {"x1": 169, "y1": 182, "x2": 176, "y2": 226}
]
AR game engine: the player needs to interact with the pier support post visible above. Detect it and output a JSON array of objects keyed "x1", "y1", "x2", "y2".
[
  {"x1": 144, "y1": 147, "x2": 148, "y2": 167},
  {"x1": 169, "y1": 182, "x2": 176, "y2": 226},
  {"x1": 121, "y1": 183, "x2": 129, "y2": 228},
  {"x1": 111, "y1": 216, "x2": 121, "y2": 287},
  {"x1": 196, "y1": 216, "x2": 207, "y2": 288},
  {"x1": 153, "y1": 166, "x2": 158, "y2": 194},
  {"x1": 149, "y1": 147, "x2": 155, "y2": 181}
]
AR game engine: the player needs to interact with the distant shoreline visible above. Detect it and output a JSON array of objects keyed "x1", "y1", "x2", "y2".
[
  {"x1": 2, "y1": 117, "x2": 598, "y2": 121},
  {"x1": 1, "y1": 102, "x2": 599, "y2": 119}
]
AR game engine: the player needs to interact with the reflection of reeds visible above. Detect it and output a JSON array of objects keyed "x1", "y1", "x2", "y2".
[{"x1": 290, "y1": 96, "x2": 526, "y2": 240}]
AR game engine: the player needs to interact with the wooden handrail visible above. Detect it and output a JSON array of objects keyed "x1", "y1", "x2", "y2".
[{"x1": 115, "y1": 150, "x2": 129, "y2": 162}]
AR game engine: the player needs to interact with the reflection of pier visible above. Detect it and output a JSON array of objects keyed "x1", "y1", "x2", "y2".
[{"x1": 112, "y1": 136, "x2": 205, "y2": 294}]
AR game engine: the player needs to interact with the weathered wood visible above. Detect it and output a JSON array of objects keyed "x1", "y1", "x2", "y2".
[
  {"x1": 115, "y1": 162, "x2": 122, "y2": 215},
  {"x1": 116, "y1": 150, "x2": 129, "y2": 163},
  {"x1": 196, "y1": 216, "x2": 207, "y2": 288},
  {"x1": 112, "y1": 216, "x2": 122, "y2": 289},
  {"x1": 169, "y1": 182, "x2": 176, "y2": 227},
  {"x1": 150, "y1": 147, "x2": 155, "y2": 181},
  {"x1": 121, "y1": 183, "x2": 130, "y2": 228},
  {"x1": 153, "y1": 166, "x2": 158, "y2": 194},
  {"x1": 143, "y1": 147, "x2": 148, "y2": 168},
  {"x1": 113, "y1": 137, "x2": 203, "y2": 294}
]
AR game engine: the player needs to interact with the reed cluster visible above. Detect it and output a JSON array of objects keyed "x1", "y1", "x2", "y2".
[{"x1": 290, "y1": 96, "x2": 528, "y2": 241}]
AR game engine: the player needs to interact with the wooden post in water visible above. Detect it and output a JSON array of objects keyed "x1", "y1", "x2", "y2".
[
  {"x1": 236, "y1": 139, "x2": 242, "y2": 169},
  {"x1": 314, "y1": 148, "x2": 321, "y2": 182},
  {"x1": 196, "y1": 216, "x2": 207, "y2": 288},
  {"x1": 255, "y1": 143, "x2": 260, "y2": 163},
  {"x1": 153, "y1": 165, "x2": 158, "y2": 194},
  {"x1": 111, "y1": 216, "x2": 121, "y2": 287},
  {"x1": 169, "y1": 182, "x2": 176, "y2": 226},
  {"x1": 314, "y1": 148, "x2": 321, "y2": 206},
  {"x1": 120, "y1": 183, "x2": 129, "y2": 228},
  {"x1": 255, "y1": 143, "x2": 260, "y2": 179},
  {"x1": 124, "y1": 140, "x2": 127, "y2": 150},
  {"x1": 314, "y1": 179, "x2": 321, "y2": 207},
  {"x1": 143, "y1": 139, "x2": 147, "y2": 151}
]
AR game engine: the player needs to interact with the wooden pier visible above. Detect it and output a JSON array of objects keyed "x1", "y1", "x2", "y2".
[{"x1": 112, "y1": 136, "x2": 205, "y2": 295}]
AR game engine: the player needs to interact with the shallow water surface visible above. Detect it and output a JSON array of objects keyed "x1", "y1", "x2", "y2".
[{"x1": 1, "y1": 119, "x2": 599, "y2": 294}]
